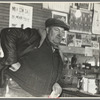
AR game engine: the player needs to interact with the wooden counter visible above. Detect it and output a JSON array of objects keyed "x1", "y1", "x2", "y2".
[
  {"x1": 61, "y1": 67, "x2": 100, "y2": 97},
  {"x1": 62, "y1": 88, "x2": 100, "y2": 97}
]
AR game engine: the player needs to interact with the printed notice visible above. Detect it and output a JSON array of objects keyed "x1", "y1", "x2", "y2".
[
  {"x1": 85, "y1": 47, "x2": 93, "y2": 56},
  {"x1": 9, "y1": 3, "x2": 33, "y2": 29}
]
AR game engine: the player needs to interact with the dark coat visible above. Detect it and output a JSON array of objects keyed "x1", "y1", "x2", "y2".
[
  {"x1": 0, "y1": 28, "x2": 64, "y2": 96},
  {"x1": 0, "y1": 28, "x2": 41, "y2": 65}
]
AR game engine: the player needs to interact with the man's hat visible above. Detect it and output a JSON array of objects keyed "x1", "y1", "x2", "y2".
[{"x1": 45, "y1": 18, "x2": 69, "y2": 30}]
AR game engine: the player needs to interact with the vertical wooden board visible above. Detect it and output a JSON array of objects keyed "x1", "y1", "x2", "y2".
[{"x1": 0, "y1": 3, "x2": 10, "y2": 31}]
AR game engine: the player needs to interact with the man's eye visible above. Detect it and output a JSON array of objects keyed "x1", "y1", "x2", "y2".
[
  {"x1": 53, "y1": 27, "x2": 65, "y2": 33},
  {"x1": 54, "y1": 28, "x2": 59, "y2": 31},
  {"x1": 61, "y1": 31, "x2": 65, "y2": 33}
]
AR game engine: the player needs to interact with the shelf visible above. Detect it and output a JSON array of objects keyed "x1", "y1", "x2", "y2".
[{"x1": 59, "y1": 45, "x2": 99, "y2": 56}]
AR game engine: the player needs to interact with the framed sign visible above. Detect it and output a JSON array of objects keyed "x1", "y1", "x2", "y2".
[
  {"x1": 91, "y1": 41, "x2": 99, "y2": 50},
  {"x1": 82, "y1": 34, "x2": 91, "y2": 47},
  {"x1": 52, "y1": 11, "x2": 68, "y2": 23},
  {"x1": 9, "y1": 3, "x2": 33, "y2": 29},
  {"x1": 69, "y1": 8, "x2": 92, "y2": 34}
]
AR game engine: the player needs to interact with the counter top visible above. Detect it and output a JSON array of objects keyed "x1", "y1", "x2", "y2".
[{"x1": 62, "y1": 88, "x2": 100, "y2": 97}]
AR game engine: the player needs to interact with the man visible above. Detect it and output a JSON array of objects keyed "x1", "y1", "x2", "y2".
[{"x1": 0, "y1": 18, "x2": 69, "y2": 97}]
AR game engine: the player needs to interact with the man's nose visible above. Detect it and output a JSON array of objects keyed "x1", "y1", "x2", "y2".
[
  {"x1": 58, "y1": 33, "x2": 62, "y2": 37},
  {"x1": 60, "y1": 32, "x2": 64, "y2": 37}
]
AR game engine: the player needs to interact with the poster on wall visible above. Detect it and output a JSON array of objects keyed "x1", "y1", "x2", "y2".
[
  {"x1": 92, "y1": 3, "x2": 100, "y2": 34},
  {"x1": 67, "y1": 32, "x2": 76, "y2": 46},
  {"x1": 91, "y1": 35, "x2": 97, "y2": 41},
  {"x1": 75, "y1": 34, "x2": 82, "y2": 47},
  {"x1": 9, "y1": 3, "x2": 33, "y2": 29},
  {"x1": 91, "y1": 35, "x2": 99, "y2": 49},
  {"x1": 91, "y1": 35, "x2": 99, "y2": 50},
  {"x1": 69, "y1": 8, "x2": 92, "y2": 34},
  {"x1": 82, "y1": 34, "x2": 91, "y2": 47},
  {"x1": 85, "y1": 47, "x2": 93, "y2": 56},
  {"x1": 91, "y1": 41, "x2": 99, "y2": 50}
]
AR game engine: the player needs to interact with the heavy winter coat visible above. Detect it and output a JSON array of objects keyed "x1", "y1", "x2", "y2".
[{"x1": 0, "y1": 28, "x2": 64, "y2": 96}]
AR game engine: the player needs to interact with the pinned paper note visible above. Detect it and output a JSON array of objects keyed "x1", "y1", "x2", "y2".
[
  {"x1": 91, "y1": 41, "x2": 99, "y2": 50},
  {"x1": 85, "y1": 47, "x2": 93, "y2": 56}
]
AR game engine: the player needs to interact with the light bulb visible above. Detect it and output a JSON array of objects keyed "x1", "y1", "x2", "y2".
[{"x1": 75, "y1": 9, "x2": 82, "y2": 18}]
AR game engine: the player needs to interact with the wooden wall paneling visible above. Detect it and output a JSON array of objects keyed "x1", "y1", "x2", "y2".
[
  {"x1": 0, "y1": 3, "x2": 52, "y2": 31},
  {"x1": 0, "y1": 3, "x2": 10, "y2": 31}
]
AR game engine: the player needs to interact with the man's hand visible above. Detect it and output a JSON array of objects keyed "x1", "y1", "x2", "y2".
[
  {"x1": 9, "y1": 62, "x2": 21, "y2": 72},
  {"x1": 52, "y1": 83, "x2": 62, "y2": 95},
  {"x1": 49, "y1": 83, "x2": 62, "y2": 98}
]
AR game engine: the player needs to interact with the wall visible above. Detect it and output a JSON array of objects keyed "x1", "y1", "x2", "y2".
[
  {"x1": 0, "y1": 3, "x2": 52, "y2": 31},
  {"x1": 0, "y1": 3, "x2": 10, "y2": 30}
]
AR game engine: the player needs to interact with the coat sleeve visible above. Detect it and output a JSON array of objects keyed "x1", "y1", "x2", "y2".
[
  {"x1": 0, "y1": 28, "x2": 19, "y2": 66},
  {"x1": 0, "y1": 28, "x2": 40, "y2": 66}
]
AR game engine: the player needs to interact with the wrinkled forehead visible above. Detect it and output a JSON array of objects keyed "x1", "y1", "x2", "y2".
[{"x1": 48, "y1": 26, "x2": 65, "y2": 31}]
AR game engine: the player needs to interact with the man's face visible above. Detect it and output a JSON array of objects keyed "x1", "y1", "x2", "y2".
[{"x1": 47, "y1": 26, "x2": 65, "y2": 46}]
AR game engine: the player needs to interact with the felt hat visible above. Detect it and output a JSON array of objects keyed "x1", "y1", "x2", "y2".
[{"x1": 45, "y1": 18, "x2": 69, "y2": 30}]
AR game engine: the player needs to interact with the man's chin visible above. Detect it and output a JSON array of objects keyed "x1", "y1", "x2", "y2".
[
  {"x1": 53, "y1": 41, "x2": 61, "y2": 46},
  {"x1": 50, "y1": 40, "x2": 61, "y2": 47}
]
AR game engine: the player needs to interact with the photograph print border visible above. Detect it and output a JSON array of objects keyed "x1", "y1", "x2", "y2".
[{"x1": 0, "y1": 1, "x2": 100, "y2": 100}]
